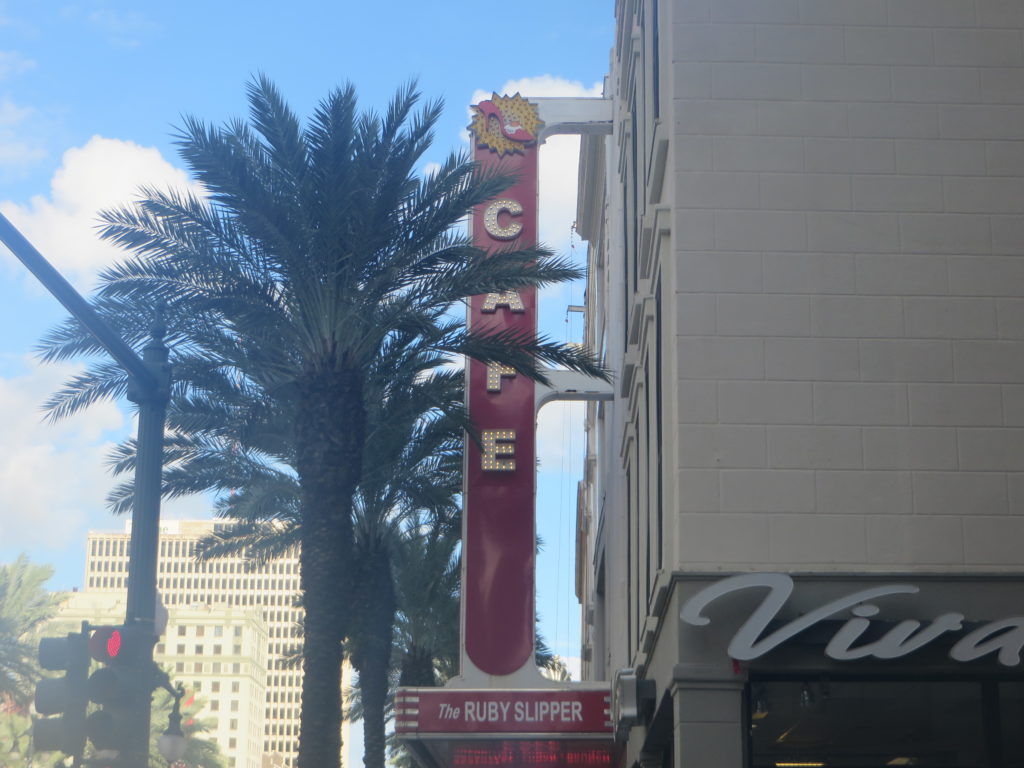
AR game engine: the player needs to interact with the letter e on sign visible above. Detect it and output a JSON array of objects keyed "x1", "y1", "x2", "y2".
[{"x1": 481, "y1": 430, "x2": 516, "y2": 471}]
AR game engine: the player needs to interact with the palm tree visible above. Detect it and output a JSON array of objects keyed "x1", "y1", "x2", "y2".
[
  {"x1": 197, "y1": 338, "x2": 464, "y2": 768},
  {"x1": 394, "y1": 524, "x2": 461, "y2": 690},
  {"x1": 0, "y1": 695, "x2": 31, "y2": 767},
  {"x1": 345, "y1": 350, "x2": 463, "y2": 768},
  {"x1": 38, "y1": 76, "x2": 607, "y2": 768},
  {"x1": 0, "y1": 557, "x2": 60, "y2": 706},
  {"x1": 348, "y1": 520, "x2": 461, "y2": 768}
]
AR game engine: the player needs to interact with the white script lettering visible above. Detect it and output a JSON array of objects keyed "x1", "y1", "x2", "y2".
[{"x1": 680, "y1": 573, "x2": 1020, "y2": 667}]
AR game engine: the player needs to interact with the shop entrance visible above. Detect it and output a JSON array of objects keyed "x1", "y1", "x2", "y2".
[{"x1": 748, "y1": 678, "x2": 1024, "y2": 768}]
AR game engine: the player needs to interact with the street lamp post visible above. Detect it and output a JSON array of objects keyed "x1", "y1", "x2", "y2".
[
  {"x1": 0, "y1": 212, "x2": 169, "y2": 768},
  {"x1": 157, "y1": 682, "x2": 187, "y2": 764}
]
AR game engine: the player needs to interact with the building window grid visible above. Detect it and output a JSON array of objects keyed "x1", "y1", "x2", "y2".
[{"x1": 86, "y1": 531, "x2": 303, "y2": 764}]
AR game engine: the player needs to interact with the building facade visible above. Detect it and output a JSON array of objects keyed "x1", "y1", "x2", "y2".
[
  {"x1": 82, "y1": 520, "x2": 349, "y2": 768},
  {"x1": 576, "y1": 2, "x2": 1024, "y2": 767},
  {"x1": 55, "y1": 590, "x2": 268, "y2": 768}
]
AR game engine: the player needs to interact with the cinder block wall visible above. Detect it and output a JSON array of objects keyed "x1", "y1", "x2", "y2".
[{"x1": 672, "y1": 0, "x2": 1024, "y2": 571}]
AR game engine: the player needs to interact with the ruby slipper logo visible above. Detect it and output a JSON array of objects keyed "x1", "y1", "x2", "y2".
[
  {"x1": 680, "y1": 573, "x2": 1024, "y2": 667},
  {"x1": 468, "y1": 93, "x2": 543, "y2": 157}
]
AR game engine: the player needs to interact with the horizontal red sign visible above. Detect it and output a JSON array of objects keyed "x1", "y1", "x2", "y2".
[{"x1": 395, "y1": 688, "x2": 612, "y2": 736}]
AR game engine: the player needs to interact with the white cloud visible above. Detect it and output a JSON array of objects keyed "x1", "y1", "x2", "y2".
[
  {"x1": 536, "y1": 400, "x2": 585, "y2": 475},
  {"x1": 1, "y1": 135, "x2": 196, "y2": 291},
  {"x1": 0, "y1": 354, "x2": 215, "y2": 566},
  {"x1": 0, "y1": 98, "x2": 32, "y2": 126},
  {"x1": 0, "y1": 46, "x2": 47, "y2": 176},
  {"x1": 88, "y1": 8, "x2": 155, "y2": 48},
  {"x1": 55, "y1": 6, "x2": 156, "y2": 49},
  {"x1": 0, "y1": 97, "x2": 45, "y2": 175},
  {"x1": 161, "y1": 493, "x2": 217, "y2": 521},
  {"x1": 0, "y1": 50, "x2": 34, "y2": 80},
  {"x1": 562, "y1": 655, "x2": 582, "y2": 681},
  {"x1": 473, "y1": 75, "x2": 603, "y2": 102},
  {"x1": 538, "y1": 136, "x2": 584, "y2": 250},
  {"x1": 0, "y1": 356, "x2": 124, "y2": 553}
]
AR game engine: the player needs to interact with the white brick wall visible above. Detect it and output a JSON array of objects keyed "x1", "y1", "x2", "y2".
[{"x1": 672, "y1": 0, "x2": 1024, "y2": 571}]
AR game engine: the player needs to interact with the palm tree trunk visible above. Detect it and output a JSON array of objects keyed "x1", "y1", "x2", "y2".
[
  {"x1": 297, "y1": 520, "x2": 348, "y2": 768},
  {"x1": 398, "y1": 645, "x2": 436, "y2": 688},
  {"x1": 351, "y1": 544, "x2": 396, "y2": 768},
  {"x1": 295, "y1": 369, "x2": 365, "y2": 768}
]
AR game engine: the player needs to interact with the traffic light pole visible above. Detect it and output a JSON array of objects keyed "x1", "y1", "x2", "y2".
[
  {"x1": 0, "y1": 212, "x2": 169, "y2": 768},
  {"x1": 122, "y1": 327, "x2": 169, "y2": 768}
]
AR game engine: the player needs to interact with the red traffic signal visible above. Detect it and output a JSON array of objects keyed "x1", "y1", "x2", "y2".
[
  {"x1": 88, "y1": 623, "x2": 153, "y2": 665},
  {"x1": 88, "y1": 626, "x2": 123, "y2": 663},
  {"x1": 83, "y1": 622, "x2": 156, "y2": 756}
]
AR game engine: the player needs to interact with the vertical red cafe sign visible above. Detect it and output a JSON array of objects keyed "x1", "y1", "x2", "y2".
[
  {"x1": 396, "y1": 97, "x2": 614, "y2": 760},
  {"x1": 465, "y1": 94, "x2": 543, "y2": 675}
]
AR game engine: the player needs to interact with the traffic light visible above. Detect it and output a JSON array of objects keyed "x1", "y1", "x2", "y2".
[
  {"x1": 85, "y1": 623, "x2": 155, "y2": 753},
  {"x1": 33, "y1": 629, "x2": 89, "y2": 757}
]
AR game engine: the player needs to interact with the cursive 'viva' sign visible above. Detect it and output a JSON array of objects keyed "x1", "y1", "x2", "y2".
[{"x1": 680, "y1": 573, "x2": 1024, "y2": 667}]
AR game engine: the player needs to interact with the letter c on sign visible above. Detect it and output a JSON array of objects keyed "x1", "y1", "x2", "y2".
[{"x1": 484, "y1": 199, "x2": 524, "y2": 240}]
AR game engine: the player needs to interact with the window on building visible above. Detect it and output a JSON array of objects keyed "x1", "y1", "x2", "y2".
[
  {"x1": 748, "y1": 678, "x2": 1015, "y2": 768},
  {"x1": 212, "y1": 681, "x2": 221, "y2": 693},
  {"x1": 176, "y1": 644, "x2": 185, "y2": 655},
  {"x1": 232, "y1": 682, "x2": 240, "y2": 693},
  {"x1": 177, "y1": 625, "x2": 186, "y2": 637},
  {"x1": 210, "y1": 700, "x2": 219, "y2": 711}
]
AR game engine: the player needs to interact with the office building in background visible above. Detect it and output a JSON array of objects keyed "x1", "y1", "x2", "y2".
[{"x1": 77, "y1": 520, "x2": 351, "y2": 768}]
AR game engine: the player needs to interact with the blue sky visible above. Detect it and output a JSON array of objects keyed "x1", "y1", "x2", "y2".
[{"x1": 0, "y1": 1, "x2": 612, "y2": 675}]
